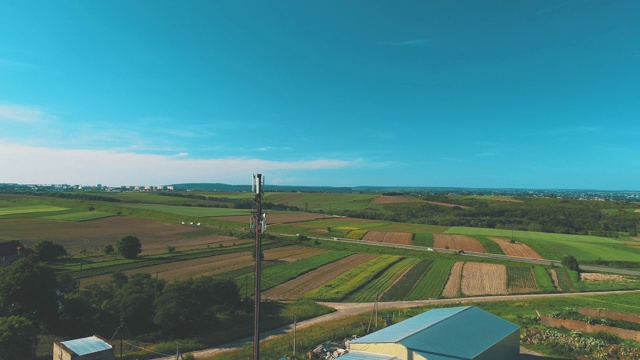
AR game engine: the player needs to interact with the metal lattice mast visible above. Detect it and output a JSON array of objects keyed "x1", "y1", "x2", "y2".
[{"x1": 251, "y1": 174, "x2": 265, "y2": 360}]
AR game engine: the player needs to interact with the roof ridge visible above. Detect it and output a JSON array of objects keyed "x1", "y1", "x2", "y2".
[{"x1": 396, "y1": 306, "x2": 471, "y2": 341}]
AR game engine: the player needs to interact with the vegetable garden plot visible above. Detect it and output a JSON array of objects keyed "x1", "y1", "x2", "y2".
[{"x1": 506, "y1": 266, "x2": 538, "y2": 293}]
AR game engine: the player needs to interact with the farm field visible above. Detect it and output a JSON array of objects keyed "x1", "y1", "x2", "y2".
[
  {"x1": 264, "y1": 192, "x2": 378, "y2": 212},
  {"x1": 362, "y1": 231, "x2": 413, "y2": 245},
  {"x1": 40, "y1": 211, "x2": 115, "y2": 221},
  {"x1": 263, "y1": 253, "x2": 376, "y2": 300},
  {"x1": 433, "y1": 234, "x2": 486, "y2": 253},
  {"x1": 120, "y1": 203, "x2": 251, "y2": 217},
  {"x1": 0, "y1": 216, "x2": 225, "y2": 255},
  {"x1": 0, "y1": 205, "x2": 69, "y2": 216},
  {"x1": 489, "y1": 237, "x2": 543, "y2": 259},
  {"x1": 461, "y1": 262, "x2": 508, "y2": 296},
  {"x1": 372, "y1": 195, "x2": 421, "y2": 205},
  {"x1": 445, "y1": 226, "x2": 640, "y2": 261},
  {"x1": 82, "y1": 245, "x2": 325, "y2": 285},
  {"x1": 217, "y1": 212, "x2": 332, "y2": 225}
]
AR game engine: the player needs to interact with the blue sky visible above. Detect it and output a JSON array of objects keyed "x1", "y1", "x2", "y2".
[{"x1": 1, "y1": 1, "x2": 639, "y2": 189}]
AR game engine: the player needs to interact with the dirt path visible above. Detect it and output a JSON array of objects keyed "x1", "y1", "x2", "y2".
[{"x1": 153, "y1": 289, "x2": 640, "y2": 359}]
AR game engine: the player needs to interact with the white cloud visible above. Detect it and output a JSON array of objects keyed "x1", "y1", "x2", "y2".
[
  {"x1": 0, "y1": 103, "x2": 46, "y2": 123},
  {"x1": 0, "y1": 141, "x2": 354, "y2": 186}
]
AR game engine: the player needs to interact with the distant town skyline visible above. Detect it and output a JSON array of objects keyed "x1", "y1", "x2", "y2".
[{"x1": 1, "y1": 1, "x2": 639, "y2": 190}]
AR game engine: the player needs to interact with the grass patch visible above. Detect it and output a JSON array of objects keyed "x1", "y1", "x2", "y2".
[
  {"x1": 533, "y1": 266, "x2": 557, "y2": 293},
  {"x1": 40, "y1": 211, "x2": 114, "y2": 221},
  {"x1": 0, "y1": 205, "x2": 69, "y2": 216}
]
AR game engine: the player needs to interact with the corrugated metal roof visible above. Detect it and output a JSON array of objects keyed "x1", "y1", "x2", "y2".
[
  {"x1": 350, "y1": 306, "x2": 519, "y2": 359},
  {"x1": 61, "y1": 336, "x2": 112, "y2": 356},
  {"x1": 351, "y1": 306, "x2": 470, "y2": 343},
  {"x1": 338, "y1": 351, "x2": 400, "y2": 360},
  {"x1": 401, "y1": 306, "x2": 519, "y2": 359}
]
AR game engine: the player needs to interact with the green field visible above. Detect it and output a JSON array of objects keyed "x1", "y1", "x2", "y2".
[
  {"x1": 40, "y1": 211, "x2": 114, "y2": 221},
  {"x1": 0, "y1": 205, "x2": 69, "y2": 216},
  {"x1": 345, "y1": 257, "x2": 420, "y2": 302},
  {"x1": 120, "y1": 204, "x2": 251, "y2": 217},
  {"x1": 240, "y1": 251, "x2": 352, "y2": 293},
  {"x1": 445, "y1": 226, "x2": 640, "y2": 261},
  {"x1": 408, "y1": 259, "x2": 455, "y2": 300}
]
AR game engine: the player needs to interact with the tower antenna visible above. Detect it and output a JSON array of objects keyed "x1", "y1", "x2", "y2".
[{"x1": 251, "y1": 173, "x2": 265, "y2": 360}]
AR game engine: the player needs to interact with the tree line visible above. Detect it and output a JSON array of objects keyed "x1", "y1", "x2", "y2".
[{"x1": 332, "y1": 196, "x2": 639, "y2": 236}]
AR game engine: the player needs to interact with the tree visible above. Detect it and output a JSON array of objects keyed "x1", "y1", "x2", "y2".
[
  {"x1": 0, "y1": 316, "x2": 38, "y2": 360},
  {"x1": 562, "y1": 255, "x2": 580, "y2": 272},
  {"x1": 0, "y1": 257, "x2": 59, "y2": 328},
  {"x1": 32, "y1": 240, "x2": 67, "y2": 261},
  {"x1": 153, "y1": 277, "x2": 239, "y2": 336},
  {"x1": 104, "y1": 244, "x2": 114, "y2": 255},
  {"x1": 116, "y1": 235, "x2": 142, "y2": 259}
]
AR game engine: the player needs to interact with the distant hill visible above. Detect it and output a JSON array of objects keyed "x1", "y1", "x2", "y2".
[{"x1": 171, "y1": 183, "x2": 528, "y2": 194}]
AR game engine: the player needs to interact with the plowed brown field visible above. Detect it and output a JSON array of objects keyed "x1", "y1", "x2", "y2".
[
  {"x1": 441, "y1": 261, "x2": 464, "y2": 298},
  {"x1": 0, "y1": 217, "x2": 229, "y2": 255},
  {"x1": 433, "y1": 234, "x2": 486, "y2": 253},
  {"x1": 82, "y1": 246, "x2": 322, "y2": 286},
  {"x1": 263, "y1": 254, "x2": 378, "y2": 300},
  {"x1": 489, "y1": 237, "x2": 543, "y2": 259},
  {"x1": 361, "y1": 231, "x2": 413, "y2": 245},
  {"x1": 461, "y1": 262, "x2": 508, "y2": 296}
]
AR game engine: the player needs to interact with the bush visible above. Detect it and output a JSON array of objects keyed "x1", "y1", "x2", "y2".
[{"x1": 562, "y1": 255, "x2": 580, "y2": 272}]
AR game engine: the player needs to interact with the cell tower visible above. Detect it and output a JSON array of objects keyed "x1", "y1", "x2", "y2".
[{"x1": 251, "y1": 173, "x2": 266, "y2": 360}]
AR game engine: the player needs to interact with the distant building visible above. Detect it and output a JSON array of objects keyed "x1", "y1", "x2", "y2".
[
  {"x1": 342, "y1": 306, "x2": 519, "y2": 360},
  {"x1": 0, "y1": 240, "x2": 24, "y2": 266},
  {"x1": 53, "y1": 335, "x2": 114, "y2": 360}
]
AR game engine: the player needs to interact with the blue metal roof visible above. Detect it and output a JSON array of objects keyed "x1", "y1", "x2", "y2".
[
  {"x1": 338, "y1": 352, "x2": 400, "y2": 360},
  {"x1": 351, "y1": 306, "x2": 519, "y2": 359},
  {"x1": 351, "y1": 306, "x2": 471, "y2": 344},
  {"x1": 61, "y1": 336, "x2": 112, "y2": 356}
]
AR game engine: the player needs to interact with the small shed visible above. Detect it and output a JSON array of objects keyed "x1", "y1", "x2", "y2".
[
  {"x1": 53, "y1": 335, "x2": 114, "y2": 360},
  {"x1": 342, "y1": 306, "x2": 519, "y2": 360}
]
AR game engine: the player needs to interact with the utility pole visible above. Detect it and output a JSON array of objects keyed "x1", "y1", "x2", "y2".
[
  {"x1": 293, "y1": 316, "x2": 297, "y2": 359},
  {"x1": 252, "y1": 174, "x2": 266, "y2": 360}
]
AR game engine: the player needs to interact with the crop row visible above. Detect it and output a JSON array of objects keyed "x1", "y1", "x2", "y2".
[
  {"x1": 240, "y1": 251, "x2": 352, "y2": 292},
  {"x1": 506, "y1": 266, "x2": 538, "y2": 293},
  {"x1": 307, "y1": 255, "x2": 402, "y2": 301},
  {"x1": 380, "y1": 259, "x2": 434, "y2": 301},
  {"x1": 346, "y1": 258, "x2": 420, "y2": 302},
  {"x1": 407, "y1": 260, "x2": 454, "y2": 300}
]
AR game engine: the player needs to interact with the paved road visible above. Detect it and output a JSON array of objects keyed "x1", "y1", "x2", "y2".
[{"x1": 153, "y1": 289, "x2": 640, "y2": 359}]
